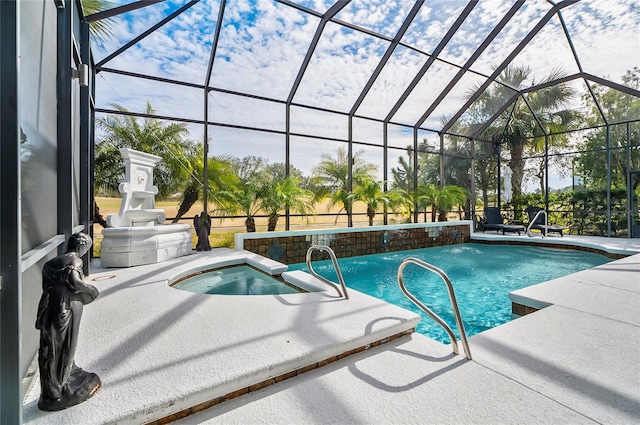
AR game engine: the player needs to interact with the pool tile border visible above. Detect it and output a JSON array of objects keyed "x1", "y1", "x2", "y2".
[
  {"x1": 238, "y1": 222, "x2": 472, "y2": 264},
  {"x1": 511, "y1": 302, "x2": 540, "y2": 317},
  {"x1": 473, "y1": 238, "x2": 629, "y2": 259}
]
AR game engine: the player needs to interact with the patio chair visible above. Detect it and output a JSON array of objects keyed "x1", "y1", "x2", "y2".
[
  {"x1": 482, "y1": 207, "x2": 524, "y2": 235},
  {"x1": 525, "y1": 206, "x2": 565, "y2": 237}
]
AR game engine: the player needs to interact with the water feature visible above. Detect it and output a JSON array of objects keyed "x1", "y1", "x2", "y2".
[{"x1": 100, "y1": 148, "x2": 192, "y2": 267}]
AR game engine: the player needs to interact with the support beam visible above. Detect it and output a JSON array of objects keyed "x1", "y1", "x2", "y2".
[
  {"x1": 383, "y1": 122, "x2": 389, "y2": 225},
  {"x1": 470, "y1": 138, "x2": 476, "y2": 227},
  {"x1": 442, "y1": 0, "x2": 579, "y2": 134},
  {"x1": 544, "y1": 134, "x2": 549, "y2": 213},
  {"x1": 626, "y1": 123, "x2": 632, "y2": 239},
  {"x1": 413, "y1": 128, "x2": 419, "y2": 224},
  {"x1": 0, "y1": 1, "x2": 22, "y2": 422},
  {"x1": 80, "y1": 19, "x2": 91, "y2": 274},
  {"x1": 583, "y1": 72, "x2": 640, "y2": 98},
  {"x1": 58, "y1": 0, "x2": 73, "y2": 243},
  {"x1": 468, "y1": 73, "x2": 582, "y2": 140},
  {"x1": 416, "y1": 0, "x2": 524, "y2": 128},
  {"x1": 286, "y1": 1, "x2": 350, "y2": 104},
  {"x1": 85, "y1": 0, "x2": 164, "y2": 22},
  {"x1": 385, "y1": 1, "x2": 478, "y2": 123},
  {"x1": 285, "y1": 1, "x2": 351, "y2": 225},
  {"x1": 606, "y1": 126, "x2": 612, "y2": 237},
  {"x1": 349, "y1": 0, "x2": 424, "y2": 116},
  {"x1": 96, "y1": 1, "x2": 200, "y2": 69},
  {"x1": 348, "y1": 115, "x2": 353, "y2": 227},
  {"x1": 203, "y1": 0, "x2": 227, "y2": 213}
]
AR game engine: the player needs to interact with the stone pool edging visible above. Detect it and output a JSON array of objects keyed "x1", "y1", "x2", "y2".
[{"x1": 473, "y1": 238, "x2": 628, "y2": 259}]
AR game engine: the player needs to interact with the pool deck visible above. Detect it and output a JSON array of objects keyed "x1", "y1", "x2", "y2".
[{"x1": 23, "y1": 233, "x2": 640, "y2": 424}]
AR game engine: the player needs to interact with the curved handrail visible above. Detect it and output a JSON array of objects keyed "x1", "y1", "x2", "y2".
[
  {"x1": 397, "y1": 258, "x2": 472, "y2": 360},
  {"x1": 306, "y1": 245, "x2": 349, "y2": 299},
  {"x1": 527, "y1": 209, "x2": 547, "y2": 238}
]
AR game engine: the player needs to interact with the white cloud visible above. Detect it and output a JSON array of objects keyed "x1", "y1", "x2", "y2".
[
  {"x1": 93, "y1": 0, "x2": 640, "y2": 170},
  {"x1": 562, "y1": 0, "x2": 640, "y2": 84}
]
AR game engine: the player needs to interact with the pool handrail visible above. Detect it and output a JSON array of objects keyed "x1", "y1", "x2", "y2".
[
  {"x1": 397, "y1": 257, "x2": 472, "y2": 360},
  {"x1": 306, "y1": 245, "x2": 349, "y2": 299},
  {"x1": 527, "y1": 209, "x2": 548, "y2": 238}
]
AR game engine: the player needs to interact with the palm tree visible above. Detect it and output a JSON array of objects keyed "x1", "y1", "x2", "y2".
[
  {"x1": 225, "y1": 180, "x2": 264, "y2": 233},
  {"x1": 81, "y1": 0, "x2": 117, "y2": 49},
  {"x1": 311, "y1": 147, "x2": 377, "y2": 222},
  {"x1": 415, "y1": 183, "x2": 439, "y2": 223},
  {"x1": 469, "y1": 65, "x2": 580, "y2": 216},
  {"x1": 391, "y1": 140, "x2": 441, "y2": 194},
  {"x1": 216, "y1": 157, "x2": 270, "y2": 232},
  {"x1": 260, "y1": 175, "x2": 315, "y2": 231},
  {"x1": 353, "y1": 179, "x2": 405, "y2": 226},
  {"x1": 391, "y1": 140, "x2": 444, "y2": 223},
  {"x1": 95, "y1": 102, "x2": 196, "y2": 199},
  {"x1": 433, "y1": 185, "x2": 469, "y2": 222},
  {"x1": 474, "y1": 137, "x2": 500, "y2": 208},
  {"x1": 171, "y1": 145, "x2": 237, "y2": 223},
  {"x1": 94, "y1": 142, "x2": 124, "y2": 197},
  {"x1": 391, "y1": 154, "x2": 414, "y2": 194}
]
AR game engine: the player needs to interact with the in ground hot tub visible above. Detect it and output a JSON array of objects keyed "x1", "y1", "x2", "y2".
[{"x1": 171, "y1": 265, "x2": 312, "y2": 295}]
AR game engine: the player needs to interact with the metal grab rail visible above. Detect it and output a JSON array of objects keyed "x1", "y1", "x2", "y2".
[
  {"x1": 397, "y1": 258, "x2": 472, "y2": 360},
  {"x1": 527, "y1": 209, "x2": 547, "y2": 238},
  {"x1": 306, "y1": 245, "x2": 349, "y2": 299}
]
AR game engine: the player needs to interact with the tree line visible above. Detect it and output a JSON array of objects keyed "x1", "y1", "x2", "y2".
[
  {"x1": 86, "y1": 1, "x2": 638, "y2": 232},
  {"x1": 94, "y1": 111, "x2": 469, "y2": 232},
  {"x1": 94, "y1": 67, "x2": 639, "y2": 232}
]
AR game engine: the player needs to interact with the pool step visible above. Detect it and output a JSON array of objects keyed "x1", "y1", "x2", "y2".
[
  {"x1": 243, "y1": 251, "x2": 288, "y2": 275},
  {"x1": 282, "y1": 269, "x2": 335, "y2": 293}
]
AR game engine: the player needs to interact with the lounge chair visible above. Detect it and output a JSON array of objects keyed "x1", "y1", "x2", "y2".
[
  {"x1": 482, "y1": 207, "x2": 524, "y2": 235},
  {"x1": 525, "y1": 206, "x2": 565, "y2": 236}
]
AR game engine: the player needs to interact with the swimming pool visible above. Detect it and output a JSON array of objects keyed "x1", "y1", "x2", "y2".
[
  {"x1": 172, "y1": 265, "x2": 303, "y2": 295},
  {"x1": 289, "y1": 243, "x2": 610, "y2": 343}
]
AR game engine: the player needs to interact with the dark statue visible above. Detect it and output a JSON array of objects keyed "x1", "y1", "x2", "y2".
[
  {"x1": 35, "y1": 232, "x2": 101, "y2": 411},
  {"x1": 194, "y1": 211, "x2": 212, "y2": 251}
]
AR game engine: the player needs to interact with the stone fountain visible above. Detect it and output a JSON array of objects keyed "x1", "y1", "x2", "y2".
[{"x1": 100, "y1": 148, "x2": 192, "y2": 267}]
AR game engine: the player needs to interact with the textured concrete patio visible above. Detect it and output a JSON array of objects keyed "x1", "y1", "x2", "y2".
[{"x1": 23, "y1": 235, "x2": 640, "y2": 424}]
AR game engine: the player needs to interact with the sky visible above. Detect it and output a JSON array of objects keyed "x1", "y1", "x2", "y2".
[{"x1": 92, "y1": 0, "x2": 640, "y2": 191}]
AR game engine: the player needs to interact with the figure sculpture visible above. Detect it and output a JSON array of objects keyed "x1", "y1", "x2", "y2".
[
  {"x1": 194, "y1": 211, "x2": 212, "y2": 251},
  {"x1": 35, "y1": 232, "x2": 101, "y2": 411}
]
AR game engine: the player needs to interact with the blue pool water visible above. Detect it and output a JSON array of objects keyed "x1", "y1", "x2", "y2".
[
  {"x1": 289, "y1": 243, "x2": 610, "y2": 343},
  {"x1": 172, "y1": 265, "x2": 300, "y2": 295}
]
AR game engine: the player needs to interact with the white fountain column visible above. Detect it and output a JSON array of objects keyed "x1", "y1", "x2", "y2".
[
  {"x1": 106, "y1": 148, "x2": 165, "y2": 227},
  {"x1": 100, "y1": 148, "x2": 193, "y2": 268}
]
